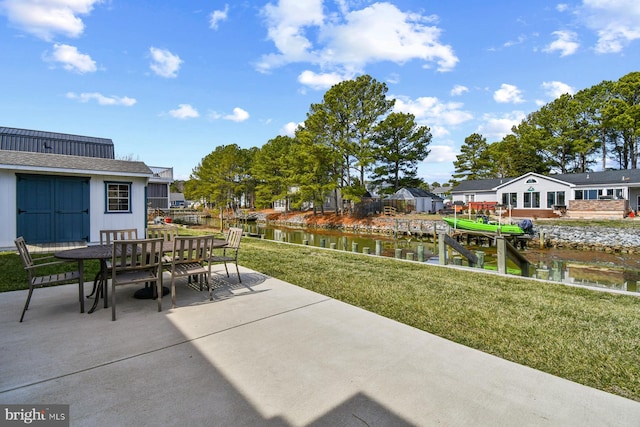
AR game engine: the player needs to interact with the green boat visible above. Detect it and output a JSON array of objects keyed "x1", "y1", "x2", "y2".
[{"x1": 443, "y1": 217, "x2": 525, "y2": 235}]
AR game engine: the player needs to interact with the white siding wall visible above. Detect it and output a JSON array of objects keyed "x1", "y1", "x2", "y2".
[
  {"x1": 0, "y1": 171, "x2": 17, "y2": 248},
  {"x1": 88, "y1": 175, "x2": 148, "y2": 244},
  {"x1": 498, "y1": 176, "x2": 571, "y2": 209},
  {"x1": 0, "y1": 171, "x2": 148, "y2": 248}
]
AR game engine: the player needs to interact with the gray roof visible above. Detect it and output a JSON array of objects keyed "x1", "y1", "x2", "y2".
[
  {"x1": 0, "y1": 149, "x2": 152, "y2": 176},
  {"x1": 0, "y1": 126, "x2": 114, "y2": 159},
  {"x1": 452, "y1": 169, "x2": 640, "y2": 193},
  {"x1": 387, "y1": 187, "x2": 444, "y2": 200},
  {"x1": 452, "y1": 178, "x2": 514, "y2": 192}
]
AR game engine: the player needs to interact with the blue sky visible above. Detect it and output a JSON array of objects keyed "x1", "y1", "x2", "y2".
[{"x1": 1, "y1": 1, "x2": 638, "y2": 184}]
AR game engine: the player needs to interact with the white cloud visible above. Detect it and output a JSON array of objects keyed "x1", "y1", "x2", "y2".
[
  {"x1": 393, "y1": 95, "x2": 474, "y2": 128},
  {"x1": 0, "y1": 0, "x2": 101, "y2": 41},
  {"x1": 66, "y1": 92, "x2": 136, "y2": 106},
  {"x1": 543, "y1": 30, "x2": 579, "y2": 56},
  {"x1": 450, "y1": 85, "x2": 469, "y2": 96},
  {"x1": 258, "y1": 1, "x2": 458, "y2": 74},
  {"x1": 224, "y1": 107, "x2": 250, "y2": 122},
  {"x1": 422, "y1": 144, "x2": 458, "y2": 164},
  {"x1": 45, "y1": 43, "x2": 96, "y2": 73},
  {"x1": 541, "y1": 81, "x2": 575, "y2": 99},
  {"x1": 581, "y1": 0, "x2": 640, "y2": 53},
  {"x1": 493, "y1": 84, "x2": 524, "y2": 104},
  {"x1": 298, "y1": 70, "x2": 347, "y2": 90},
  {"x1": 169, "y1": 104, "x2": 199, "y2": 119},
  {"x1": 556, "y1": 3, "x2": 569, "y2": 12},
  {"x1": 149, "y1": 47, "x2": 183, "y2": 78},
  {"x1": 280, "y1": 121, "x2": 300, "y2": 136},
  {"x1": 209, "y1": 4, "x2": 229, "y2": 29},
  {"x1": 476, "y1": 111, "x2": 526, "y2": 140}
]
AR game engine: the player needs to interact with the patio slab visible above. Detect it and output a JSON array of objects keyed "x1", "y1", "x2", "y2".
[{"x1": 1, "y1": 265, "x2": 639, "y2": 426}]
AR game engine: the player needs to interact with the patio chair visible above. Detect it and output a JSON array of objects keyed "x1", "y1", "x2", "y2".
[
  {"x1": 110, "y1": 238, "x2": 163, "y2": 321},
  {"x1": 14, "y1": 237, "x2": 82, "y2": 322},
  {"x1": 209, "y1": 227, "x2": 243, "y2": 284},
  {"x1": 147, "y1": 226, "x2": 178, "y2": 242},
  {"x1": 89, "y1": 228, "x2": 140, "y2": 298},
  {"x1": 166, "y1": 235, "x2": 215, "y2": 308}
]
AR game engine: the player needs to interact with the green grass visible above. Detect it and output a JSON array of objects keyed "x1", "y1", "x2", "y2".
[{"x1": 2, "y1": 236, "x2": 639, "y2": 401}]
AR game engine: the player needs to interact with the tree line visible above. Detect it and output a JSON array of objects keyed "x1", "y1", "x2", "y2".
[
  {"x1": 184, "y1": 71, "x2": 639, "y2": 212},
  {"x1": 185, "y1": 75, "x2": 432, "y2": 213},
  {"x1": 453, "y1": 71, "x2": 640, "y2": 182}
]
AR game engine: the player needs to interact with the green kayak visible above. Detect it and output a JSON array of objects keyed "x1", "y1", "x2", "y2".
[{"x1": 443, "y1": 217, "x2": 525, "y2": 235}]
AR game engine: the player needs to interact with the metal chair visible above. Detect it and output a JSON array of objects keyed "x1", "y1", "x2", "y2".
[
  {"x1": 209, "y1": 227, "x2": 243, "y2": 283},
  {"x1": 165, "y1": 235, "x2": 215, "y2": 308},
  {"x1": 14, "y1": 237, "x2": 82, "y2": 322},
  {"x1": 110, "y1": 238, "x2": 163, "y2": 321}
]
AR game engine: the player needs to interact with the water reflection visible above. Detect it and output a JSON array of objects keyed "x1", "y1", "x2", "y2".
[{"x1": 234, "y1": 222, "x2": 640, "y2": 293}]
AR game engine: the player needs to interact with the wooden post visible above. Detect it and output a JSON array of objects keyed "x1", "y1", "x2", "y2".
[
  {"x1": 375, "y1": 240, "x2": 382, "y2": 256},
  {"x1": 496, "y1": 236, "x2": 507, "y2": 274},
  {"x1": 320, "y1": 238, "x2": 326, "y2": 248},
  {"x1": 352, "y1": 242, "x2": 359, "y2": 253},
  {"x1": 406, "y1": 252, "x2": 414, "y2": 261},
  {"x1": 363, "y1": 247, "x2": 370, "y2": 255},
  {"x1": 417, "y1": 245, "x2": 425, "y2": 262},
  {"x1": 539, "y1": 230, "x2": 545, "y2": 249},
  {"x1": 475, "y1": 251, "x2": 485, "y2": 268},
  {"x1": 342, "y1": 236, "x2": 348, "y2": 251},
  {"x1": 536, "y1": 269, "x2": 550, "y2": 280},
  {"x1": 395, "y1": 248, "x2": 402, "y2": 259},
  {"x1": 438, "y1": 232, "x2": 447, "y2": 265}
]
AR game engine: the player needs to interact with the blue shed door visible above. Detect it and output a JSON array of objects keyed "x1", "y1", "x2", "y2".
[{"x1": 17, "y1": 174, "x2": 90, "y2": 243}]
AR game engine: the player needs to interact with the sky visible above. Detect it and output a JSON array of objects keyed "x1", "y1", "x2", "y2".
[{"x1": 1, "y1": 1, "x2": 639, "y2": 184}]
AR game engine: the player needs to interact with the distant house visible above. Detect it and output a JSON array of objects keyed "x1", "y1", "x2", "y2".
[
  {"x1": 170, "y1": 192, "x2": 186, "y2": 208},
  {"x1": 384, "y1": 187, "x2": 444, "y2": 214},
  {"x1": 0, "y1": 126, "x2": 171, "y2": 248},
  {"x1": 430, "y1": 185, "x2": 452, "y2": 203},
  {"x1": 148, "y1": 166, "x2": 173, "y2": 210},
  {"x1": 450, "y1": 170, "x2": 640, "y2": 219}
]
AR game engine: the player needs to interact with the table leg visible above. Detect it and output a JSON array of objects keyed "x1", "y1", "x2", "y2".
[
  {"x1": 78, "y1": 259, "x2": 85, "y2": 313},
  {"x1": 88, "y1": 260, "x2": 108, "y2": 314}
]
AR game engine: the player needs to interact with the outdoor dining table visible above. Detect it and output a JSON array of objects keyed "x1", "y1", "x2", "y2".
[{"x1": 55, "y1": 239, "x2": 227, "y2": 314}]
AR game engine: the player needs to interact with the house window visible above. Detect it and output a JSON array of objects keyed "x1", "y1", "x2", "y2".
[
  {"x1": 524, "y1": 192, "x2": 540, "y2": 208},
  {"x1": 501, "y1": 192, "x2": 517, "y2": 208},
  {"x1": 547, "y1": 191, "x2": 565, "y2": 208},
  {"x1": 106, "y1": 182, "x2": 131, "y2": 213},
  {"x1": 526, "y1": 178, "x2": 537, "y2": 184},
  {"x1": 575, "y1": 189, "x2": 601, "y2": 200}
]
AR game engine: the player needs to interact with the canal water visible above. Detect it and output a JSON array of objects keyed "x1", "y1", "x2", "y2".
[{"x1": 198, "y1": 217, "x2": 640, "y2": 293}]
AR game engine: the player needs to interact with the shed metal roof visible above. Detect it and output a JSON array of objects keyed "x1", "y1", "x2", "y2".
[
  {"x1": 0, "y1": 126, "x2": 114, "y2": 159},
  {"x1": 0, "y1": 150, "x2": 152, "y2": 176}
]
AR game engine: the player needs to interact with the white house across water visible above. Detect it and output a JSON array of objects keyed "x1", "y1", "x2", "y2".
[{"x1": 450, "y1": 170, "x2": 640, "y2": 219}]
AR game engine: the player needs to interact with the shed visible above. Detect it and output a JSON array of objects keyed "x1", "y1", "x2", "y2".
[
  {"x1": 384, "y1": 188, "x2": 444, "y2": 214},
  {"x1": 0, "y1": 149, "x2": 153, "y2": 248}
]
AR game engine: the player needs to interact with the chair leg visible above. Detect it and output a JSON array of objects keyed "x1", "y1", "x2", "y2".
[
  {"x1": 234, "y1": 262, "x2": 241, "y2": 283},
  {"x1": 111, "y1": 282, "x2": 117, "y2": 321},
  {"x1": 223, "y1": 261, "x2": 230, "y2": 278},
  {"x1": 171, "y1": 277, "x2": 177, "y2": 309},
  {"x1": 19, "y1": 288, "x2": 34, "y2": 322},
  {"x1": 157, "y1": 276, "x2": 162, "y2": 313}
]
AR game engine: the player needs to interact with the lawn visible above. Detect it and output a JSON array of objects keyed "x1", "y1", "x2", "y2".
[{"x1": 1, "y1": 235, "x2": 639, "y2": 402}]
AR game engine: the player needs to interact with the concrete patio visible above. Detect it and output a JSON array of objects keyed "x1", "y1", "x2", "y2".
[{"x1": 1, "y1": 265, "x2": 639, "y2": 426}]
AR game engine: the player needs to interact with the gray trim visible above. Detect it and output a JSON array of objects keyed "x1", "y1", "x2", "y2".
[{"x1": 0, "y1": 150, "x2": 152, "y2": 176}]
